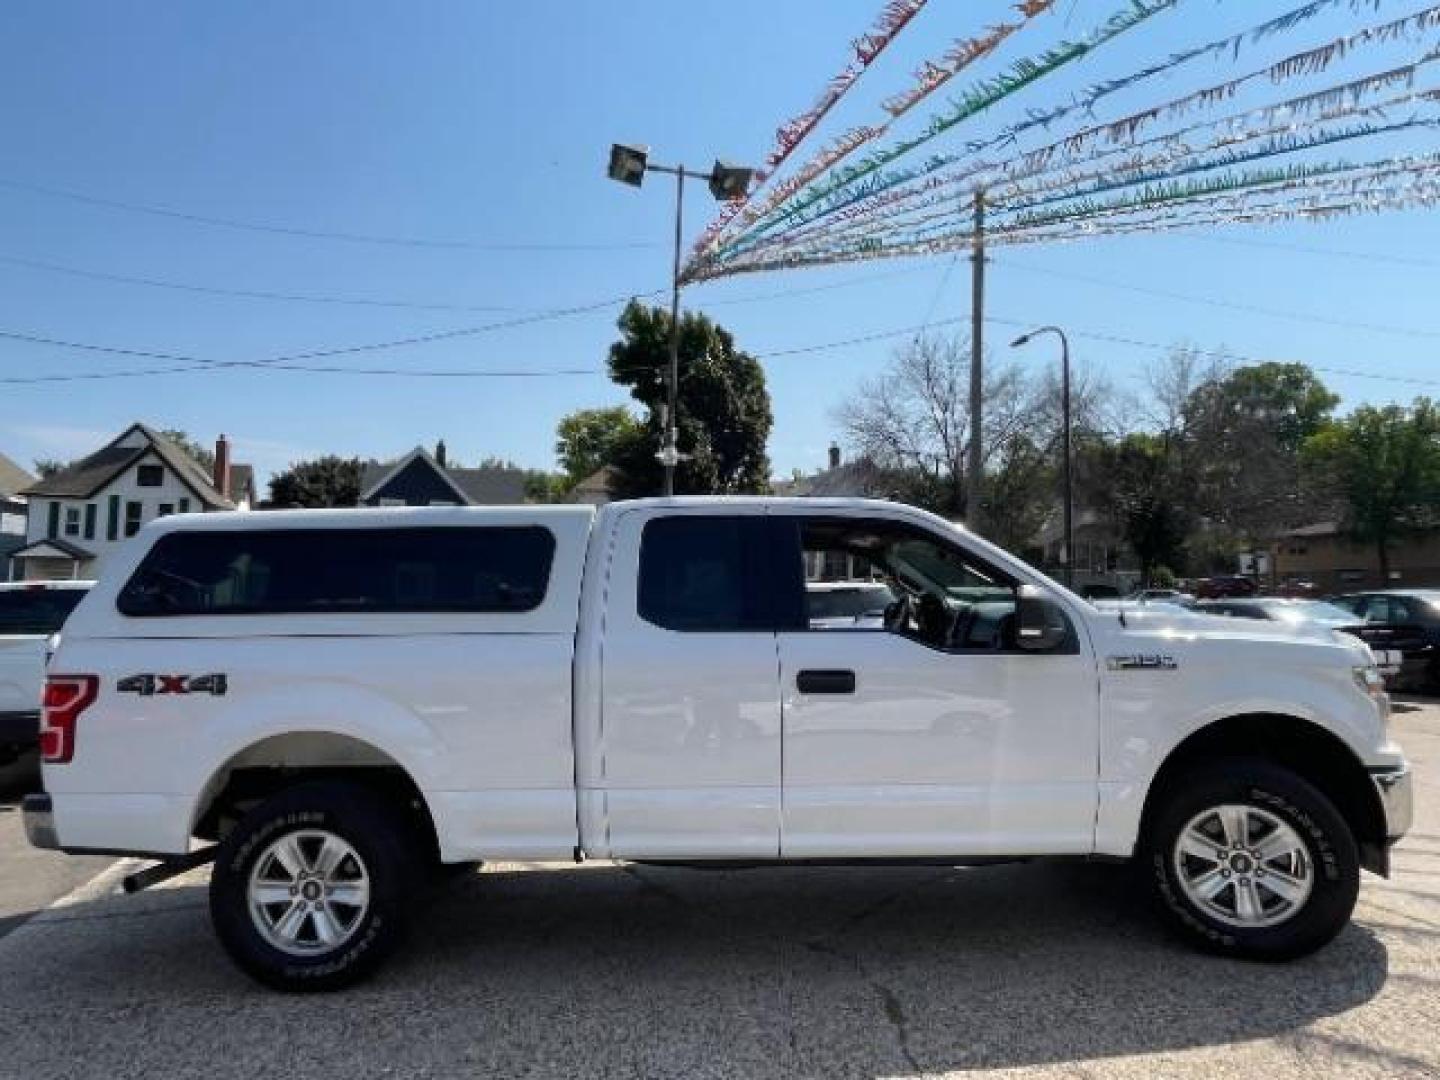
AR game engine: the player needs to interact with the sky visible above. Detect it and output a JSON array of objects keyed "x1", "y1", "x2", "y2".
[{"x1": 0, "y1": 0, "x2": 1436, "y2": 489}]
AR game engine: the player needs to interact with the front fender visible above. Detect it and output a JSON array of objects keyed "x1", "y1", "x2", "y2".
[{"x1": 1093, "y1": 637, "x2": 1388, "y2": 857}]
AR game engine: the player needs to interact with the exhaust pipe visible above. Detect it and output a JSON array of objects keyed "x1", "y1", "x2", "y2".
[{"x1": 121, "y1": 846, "x2": 218, "y2": 894}]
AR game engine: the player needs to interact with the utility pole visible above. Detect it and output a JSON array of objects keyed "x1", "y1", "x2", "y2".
[{"x1": 967, "y1": 188, "x2": 986, "y2": 530}]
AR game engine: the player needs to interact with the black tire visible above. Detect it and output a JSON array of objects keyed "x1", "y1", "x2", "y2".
[
  {"x1": 1142, "y1": 757, "x2": 1359, "y2": 961},
  {"x1": 209, "y1": 780, "x2": 417, "y2": 991}
]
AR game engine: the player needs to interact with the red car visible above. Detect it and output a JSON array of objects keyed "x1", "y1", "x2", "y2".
[{"x1": 1193, "y1": 575, "x2": 1259, "y2": 599}]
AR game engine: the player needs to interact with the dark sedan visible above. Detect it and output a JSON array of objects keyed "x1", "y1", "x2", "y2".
[{"x1": 1327, "y1": 590, "x2": 1440, "y2": 691}]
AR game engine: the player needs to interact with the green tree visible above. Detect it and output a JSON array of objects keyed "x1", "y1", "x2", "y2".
[
  {"x1": 1303, "y1": 398, "x2": 1440, "y2": 582},
  {"x1": 33, "y1": 458, "x2": 66, "y2": 479},
  {"x1": 1099, "y1": 433, "x2": 1191, "y2": 584},
  {"x1": 606, "y1": 301, "x2": 773, "y2": 497},
  {"x1": 1182, "y1": 361, "x2": 1338, "y2": 542},
  {"x1": 554, "y1": 406, "x2": 640, "y2": 488},
  {"x1": 266, "y1": 456, "x2": 364, "y2": 508}
]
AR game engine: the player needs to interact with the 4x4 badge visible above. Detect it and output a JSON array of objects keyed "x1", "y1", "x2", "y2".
[{"x1": 117, "y1": 673, "x2": 228, "y2": 696}]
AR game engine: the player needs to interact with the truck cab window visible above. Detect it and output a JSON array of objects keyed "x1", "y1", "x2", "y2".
[
  {"x1": 637, "y1": 516, "x2": 771, "y2": 632},
  {"x1": 793, "y1": 518, "x2": 1068, "y2": 653}
]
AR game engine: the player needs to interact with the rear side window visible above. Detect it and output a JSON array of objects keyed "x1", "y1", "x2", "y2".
[
  {"x1": 117, "y1": 527, "x2": 555, "y2": 616},
  {"x1": 0, "y1": 588, "x2": 87, "y2": 634},
  {"x1": 637, "y1": 516, "x2": 771, "y2": 632}
]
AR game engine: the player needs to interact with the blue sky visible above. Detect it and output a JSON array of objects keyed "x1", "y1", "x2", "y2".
[{"x1": 0, "y1": 1, "x2": 1437, "y2": 487}]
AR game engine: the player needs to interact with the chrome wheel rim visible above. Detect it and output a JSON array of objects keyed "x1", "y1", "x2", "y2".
[
  {"x1": 1172, "y1": 804, "x2": 1313, "y2": 929},
  {"x1": 247, "y1": 830, "x2": 371, "y2": 956}
]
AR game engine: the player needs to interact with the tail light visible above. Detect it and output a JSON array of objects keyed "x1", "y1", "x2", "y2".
[{"x1": 39, "y1": 674, "x2": 98, "y2": 764}]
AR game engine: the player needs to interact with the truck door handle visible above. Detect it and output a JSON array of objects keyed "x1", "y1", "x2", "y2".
[{"x1": 796, "y1": 669, "x2": 856, "y2": 694}]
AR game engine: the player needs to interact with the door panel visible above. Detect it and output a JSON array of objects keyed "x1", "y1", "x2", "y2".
[
  {"x1": 772, "y1": 512, "x2": 1099, "y2": 858},
  {"x1": 778, "y1": 630, "x2": 1098, "y2": 856},
  {"x1": 597, "y1": 510, "x2": 782, "y2": 858}
]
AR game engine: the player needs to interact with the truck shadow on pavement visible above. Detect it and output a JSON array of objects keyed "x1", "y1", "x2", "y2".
[{"x1": 0, "y1": 859, "x2": 1391, "y2": 1078}]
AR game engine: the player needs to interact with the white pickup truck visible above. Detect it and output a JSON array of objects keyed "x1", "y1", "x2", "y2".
[{"x1": 24, "y1": 499, "x2": 1411, "y2": 990}]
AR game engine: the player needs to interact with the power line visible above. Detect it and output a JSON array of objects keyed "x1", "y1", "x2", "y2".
[
  {"x1": 1176, "y1": 231, "x2": 1440, "y2": 269},
  {"x1": 0, "y1": 288, "x2": 664, "y2": 383},
  {"x1": 4, "y1": 303, "x2": 1438, "y2": 390},
  {"x1": 0, "y1": 249, "x2": 926, "y2": 314},
  {"x1": 991, "y1": 257, "x2": 1440, "y2": 342},
  {"x1": 0, "y1": 175, "x2": 662, "y2": 252},
  {"x1": 0, "y1": 252, "x2": 539, "y2": 313}
]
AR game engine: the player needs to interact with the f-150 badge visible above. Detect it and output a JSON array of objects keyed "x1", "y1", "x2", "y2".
[
  {"x1": 1106, "y1": 654, "x2": 1177, "y2": 671},
  {"x1": 117, "y1": 673, "x2": 228, "y2": 696}
]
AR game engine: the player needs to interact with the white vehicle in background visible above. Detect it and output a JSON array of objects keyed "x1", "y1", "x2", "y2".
[
  {"x1": 805, "y1": 581, "x2": 895, "y2": 629},
  {"x1": 0, "y1": 581, "x2": 93, "y2": 765},
  {"x1": 23, "y1": 500, "x2": 1411, "y2": 990}
]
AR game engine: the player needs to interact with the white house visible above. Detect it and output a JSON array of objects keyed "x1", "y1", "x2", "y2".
[{"x1": 9, "y1": 425, "x2": 254, "y2": 581}]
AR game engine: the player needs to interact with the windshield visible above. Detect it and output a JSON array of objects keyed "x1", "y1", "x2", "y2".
[
  {"x1": 806, "y1": 585, "x2": 894, "y2": 619},
  {"x1": 0, "y1": 588, "x2": 86, "y2": 635}
]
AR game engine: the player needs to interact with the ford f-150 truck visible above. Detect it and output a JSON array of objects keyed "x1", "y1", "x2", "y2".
[{"x1": 24, "y1": 499, "x2": 1412, "y2": 990}]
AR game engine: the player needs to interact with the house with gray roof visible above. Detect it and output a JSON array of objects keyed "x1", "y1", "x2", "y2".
[
  {"x1": 10, "y1": 425, "x2": 253, "y2": 581},
  {"x1": 359, "y1": 444, "x2": 528, "y2": 508}
]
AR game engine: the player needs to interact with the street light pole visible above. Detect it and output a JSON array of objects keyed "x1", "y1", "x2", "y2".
[
  {"x1": 663, "y1": 166, "x2": 685, "y2": 497},
  {"x1": 1011, "y1": 326, "x2": 1073, "y2": 590},
  {"x1": 967, "y1": 189, "x2": 986, "y2": 530},
  {"x1": 607, "y1": 144, "x2": 756, "y2": 497}
]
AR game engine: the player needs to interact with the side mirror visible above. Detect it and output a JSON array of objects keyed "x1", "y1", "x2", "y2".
[{"x1": 1016, "y1": 585, "x2": 1069, "y2": 652}]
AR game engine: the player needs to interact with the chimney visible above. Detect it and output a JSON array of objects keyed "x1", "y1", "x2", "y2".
[
  {"x1": 435, "y1": 439, "x2": 447, "y2": 467},
  {"x1": 214, "y1": 434, "x2": 231, "y2": 499},
  {"x1": 828, "y1": 444, "x2": 841, "y2": 471}
]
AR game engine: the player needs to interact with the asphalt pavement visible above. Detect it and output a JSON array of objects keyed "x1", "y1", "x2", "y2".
[
  {"x1": 0, "y1": 701, "x2": 1435, "y2": 1079},
  {"x1": 0, "y1": 752, "x2": 110, "y2": 941}
]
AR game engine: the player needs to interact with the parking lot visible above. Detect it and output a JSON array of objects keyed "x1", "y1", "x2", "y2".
[{"x1": 0, "y1": 699, "x2": 1432, "y2": 1079}]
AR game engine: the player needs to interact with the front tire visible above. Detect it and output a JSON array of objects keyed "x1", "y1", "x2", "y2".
[
  {"x1": 1143, "y1": 758, "x2": 1359, "y2": 960},
  {"x1": 209, "y1": 781, "x2": 416, "y2": 991}
]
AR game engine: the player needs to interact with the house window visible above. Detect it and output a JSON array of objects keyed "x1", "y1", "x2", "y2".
[
  {"x1": 178, "y1": 498, "x2": 190, "y2": 514},
  {"x1": 125, "y1": 501, "x2": 143, "y2": 537},
  {"x1": 137, "y1": 464, "x2": 164, "y2": 487},
  {"x1": 64, "y1": 507, "x2": 81, "y2": 536},
  {"x1": 158, "y1": 503, "x2": 175, "y2": 517}
]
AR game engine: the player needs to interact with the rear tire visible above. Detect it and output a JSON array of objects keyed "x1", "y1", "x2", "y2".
[
  {"x1": 209, "y1": 780, "x2": 417, "y2": 991},
  {"x1": 1142, "y1": 758, "x2": 1359, "y2": 960}
]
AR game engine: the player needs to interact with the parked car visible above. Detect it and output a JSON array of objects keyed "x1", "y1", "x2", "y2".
[
  {"x1": 0, "y1": 580, "x2": 93, "y2": 765},
  {"x1": 805, "y1": 581, "x2": 895, "y2": 629},
  {"x1": 1195, "y1": 598, "x2": 1403, "y2": 678},
  {"x1": 1326, "y1": 590, "x2": 1440, "y2": 691},
  {"x1": 1193, "y1": 576, "x2": 1259, "y2": 599},
  {"x1": 25, "y1": 501, "x2": 1409, "y2": 989},
  {"x1": 1091, "y1": 599, "x2": 1200, "y2": 619},
  {"x1": 1125, "y1": 588, "x2": 1197, "y2": 607}
]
